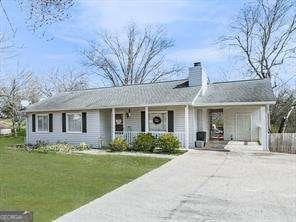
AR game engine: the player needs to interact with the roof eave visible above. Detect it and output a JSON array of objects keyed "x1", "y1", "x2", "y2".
[
  {"x1": 194, "y1": 101, "x2": 276, "y2": 107},
  {"x1": 24, "y1": 102, "x2": 192, "y2": 113}
]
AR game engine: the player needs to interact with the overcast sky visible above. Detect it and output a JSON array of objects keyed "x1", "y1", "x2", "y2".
[{"x1": 1, "y1": 0, "x2": 294, "y2": 86}]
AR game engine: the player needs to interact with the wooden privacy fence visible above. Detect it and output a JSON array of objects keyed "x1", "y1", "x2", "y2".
[{"x1": 269, "y1": 133, "x2": 296, "y2": 154}]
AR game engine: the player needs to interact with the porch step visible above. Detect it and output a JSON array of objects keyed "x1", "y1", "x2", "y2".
[{"x1": 202, "y1": 141, "x2": 229, "y2": 152}]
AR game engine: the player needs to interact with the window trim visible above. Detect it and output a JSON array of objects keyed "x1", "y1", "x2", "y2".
[
  {"x1": 36, "y1": 114, "x2": 49, "y2": 133},
  {"x1": 148, "y1": 111, "x2": 168, "y2": 132},
  {"x1": 66, "y1": 112, "x2": 82, "y2": 133}
]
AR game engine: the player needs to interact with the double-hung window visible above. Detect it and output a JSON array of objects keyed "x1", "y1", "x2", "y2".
[
  {"x1": 37, "y1": 114, "x2": 49, "y2": 132},
  {"x1": 67, "y1": 113, "x2": 82, "y2": 132}
]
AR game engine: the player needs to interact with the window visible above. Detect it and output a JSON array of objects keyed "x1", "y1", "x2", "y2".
[
  {"x1": 149, "y1": 112, "x2": 167, "y2": 131},
  {"x1": 115, "y1": 114, "x2": 124, "y2": 131},
  {"x1": 67, "y1": 113, "x2": 82, "y2": 132},
  {"x1": 37, "y1": 114, "x2": 49, "y2": 132}
]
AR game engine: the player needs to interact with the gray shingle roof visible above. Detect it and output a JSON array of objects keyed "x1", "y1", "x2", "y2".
[
  {"x1": 26, "y1": 80, "x2": 201, "y2": 112},
  {"x1": 26, "y1": 78, "x2": 275, "y2": 112},
  {"x1": 193, "y1": 78, "x2": 275, "y2": 106}
]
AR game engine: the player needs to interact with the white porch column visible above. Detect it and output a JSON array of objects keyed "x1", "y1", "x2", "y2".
[
  {"x1": 185, "y1": 105, "x2": 189, "y2": 149},
  {"x1": 261, "y1": 106, "x2": 268, "y2": 150},
  {"x1": 201, "y1": 108, "x2": 208, "y2": 142},
  {"x1": 111, "y1": 108, "x2": 115, "y2": 141},
  {"x1": 145, "y1": 106, "x2": 149, "y2": 132}
]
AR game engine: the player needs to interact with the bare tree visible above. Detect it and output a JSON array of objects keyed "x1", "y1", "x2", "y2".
[
  {"x1": 82, "y1": 23, "x2": 182, "y2": 86},
  {"x1": 270, "y1": 87, "x2": 296, "y2": 133},
  {"x1": 0, "y1": 32, "x2": 15, "y2": 57},
  {"x1": 222, "y1": 0, "x2": 296, "y2": 80},
  {"x1": 17, "y1": 0, "x2": 75, "y2": 34},
  {"x1": 1, "y1": 0, "x2": 75, "y2": 36},
  {"x1": 0, "y1": 70, "x2": 32, "y2": 136},
  {"x1": 24, "y1": 75, "x2": 43, "y2": 103},
  {"x1": 41, "y1": 69, "x2": 89, "y2": 97},
  {"x1": 223, "y1": 0, "x2": 296, "y2": 133}
]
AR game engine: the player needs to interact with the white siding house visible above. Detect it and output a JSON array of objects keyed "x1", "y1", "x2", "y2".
[{"x1": 25, "y1": 63, "x2": 276, "y2": 150}]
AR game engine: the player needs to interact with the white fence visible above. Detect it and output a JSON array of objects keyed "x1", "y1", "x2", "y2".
[
  {"x1": 269, "y1": 133, "x2": 296, "y2": 154},
  {"x1": 115, "y1": 131, "x2": 186, "y2": 148}
]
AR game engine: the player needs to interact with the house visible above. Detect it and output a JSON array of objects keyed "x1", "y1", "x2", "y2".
[{"x1": 25, "y1": 62, "x2": 276, "y2": 150}]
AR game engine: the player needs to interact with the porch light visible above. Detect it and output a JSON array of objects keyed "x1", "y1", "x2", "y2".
[{"x1": 126, "y1": 108, "x2": 131, "y2": 118}]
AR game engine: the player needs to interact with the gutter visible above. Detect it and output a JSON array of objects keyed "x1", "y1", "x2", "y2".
[
  {"x1": 194, "y1": 101, "x2": 276, "y2": 107},
  {"x1": 24, "y1": 102, "x2": 192, "y2": 113}
]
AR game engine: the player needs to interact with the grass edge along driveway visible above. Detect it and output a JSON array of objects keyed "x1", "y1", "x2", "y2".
[{"x1": 0, "y1": 135, "x2": 169, "y2": 221}]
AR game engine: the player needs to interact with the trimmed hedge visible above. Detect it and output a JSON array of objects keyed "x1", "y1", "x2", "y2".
[
  {"x1": 109, "y1": 137, "x2": 128, "y2": 152},
  {"x1": 132, "y1": 133, "x2": 156, "y2": 152},
  {"x1": 157, "y1": 133, "x2": 180, "y2": 154}
]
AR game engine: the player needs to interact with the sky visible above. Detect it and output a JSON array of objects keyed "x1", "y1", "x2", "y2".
[{"x1": 0, "y1": 0, "x2": 294, "y2": 87}]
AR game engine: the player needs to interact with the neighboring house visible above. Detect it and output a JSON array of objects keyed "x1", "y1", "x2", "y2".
[
  {"x1": 25, "y1": 62, "x2": 276, "y2": 150},
  {"x1": 0, "y1": 121, "x2": 12, "y2": 135}
]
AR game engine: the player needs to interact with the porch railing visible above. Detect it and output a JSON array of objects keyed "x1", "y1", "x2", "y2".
[{"x1": 115, "y1": 131, "x2": 186, "y2": 148}]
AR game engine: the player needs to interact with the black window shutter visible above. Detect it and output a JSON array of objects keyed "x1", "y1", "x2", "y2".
[
  {"x1": 32, "y1": 114, "x2": 36, "y2": 132},
  {"x1": 62, "y1": 113, "x2": 66, "y2": 132},
  {"x1": 82, "y1": 112, "x2": 87, "y2": 133},
  {"x1": 141, "y1": 111, "x2": 145, "y2": 132},
  {"x1": 49, "y1": 113, "x2": 53, "y2": 132},
  {"x1": 168, "y1": 110, "x2": 174, "y2": 132}
]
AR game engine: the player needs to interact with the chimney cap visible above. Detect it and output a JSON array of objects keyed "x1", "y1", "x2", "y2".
[{"x1": 194, "y1": 62, "x2": 201, "y2": 67}]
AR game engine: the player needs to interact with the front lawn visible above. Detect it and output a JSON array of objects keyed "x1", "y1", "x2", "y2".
[{"x1": 0, "y1": 135, "x2": 169, "y2": 221}]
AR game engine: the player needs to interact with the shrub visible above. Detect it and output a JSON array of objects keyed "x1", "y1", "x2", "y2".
[
  {"x1": 35, "y1": 146, "x2": 50, "y2": 154},
  {"x1": 109, "y1": 137, "x2": 128, "y2": 152},
  {"x1": 36, "y1": 143, "x2": 73, "y2": 154},
  {"x1": 34, "y1": 140, "x2": 47, "y2": 149},
  {"x1": 53, "y1": 143, "x2": 73, "y2": 153},
  {"x1": 157, "y1": 133, "x2": 180, "y2": 154},
  {"x1": 76, "y1": 142, "x2": 91, "y2": 150},
  {"x1": 132, "y1": 133, "x2": 156, "y2": 152},
  {"x1": 13, "y1": 142, "x2": 80, "y2": 154}
]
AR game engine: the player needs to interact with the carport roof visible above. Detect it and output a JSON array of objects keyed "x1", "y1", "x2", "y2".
[{"x1": 193, "y1": 78, "x2": 275, "y2": 106}]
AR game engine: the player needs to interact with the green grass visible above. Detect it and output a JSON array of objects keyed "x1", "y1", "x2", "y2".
[{"x1": 0, "y1": 134, "x2": 169, "y2": 221}]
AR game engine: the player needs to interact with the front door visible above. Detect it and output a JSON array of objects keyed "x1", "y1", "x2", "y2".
[
  {"x1": 115, "y1": 114, "x2": 124, "y2": 131},
  {"x1": 209, "y1": 109, "x2": 224, "y2": 140},
  {"x1": 236, "y1": 114, "x2": 251, "y2": 141}
]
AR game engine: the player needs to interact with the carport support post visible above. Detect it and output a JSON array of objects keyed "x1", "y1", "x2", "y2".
[
  {"x1": 145, "y1": 106, "x2": 149, "y2": 132},
  {"x1": 185, "y1": 105, "x2": 189, "y2": 149},
  {"x1": 261, "y1": 106, "x2": 268, "y2": 150},
  {"x1": 111, "y1": 108, "x2": 115, "y2": 141}
]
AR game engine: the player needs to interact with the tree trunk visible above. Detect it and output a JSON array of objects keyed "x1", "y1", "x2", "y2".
[
  {"x1": 12, "y1": 120, "x2": 17, "y2": 137},
  {"x1": 278, "y1": 105, "x2": 295, "y2": 133}
]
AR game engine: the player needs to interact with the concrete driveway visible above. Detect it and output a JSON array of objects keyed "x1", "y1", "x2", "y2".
[{"x1": 56, "y1": 142, "x2": 296, "y2": 222}]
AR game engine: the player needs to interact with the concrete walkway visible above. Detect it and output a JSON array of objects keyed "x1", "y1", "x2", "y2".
[
  {"x1": 56, "y1": 143, "x2": 296, "y2": 222},
  {"x1": 75, "y1": 149, "x2": 177, "y2": 159}
]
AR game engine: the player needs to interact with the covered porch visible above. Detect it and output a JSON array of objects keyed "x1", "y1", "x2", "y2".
[
  {"x1": 101, "y1": 104, "x2": 269, "y2": 150},
  {"x1": 108, "y1": 105, "x2": 190, "y2": 148}
]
